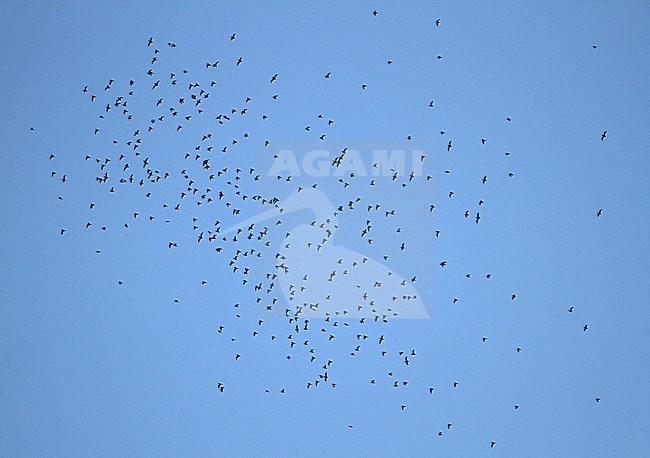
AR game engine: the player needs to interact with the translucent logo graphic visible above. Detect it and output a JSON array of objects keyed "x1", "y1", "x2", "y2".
[{"x1": 225, "y1": 187, "x2": 431, "y2": 320}]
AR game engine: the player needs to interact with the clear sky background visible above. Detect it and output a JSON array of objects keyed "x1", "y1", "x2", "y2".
[{"x1": 1, "y1": 1, "x2": 649, "y2": 456}]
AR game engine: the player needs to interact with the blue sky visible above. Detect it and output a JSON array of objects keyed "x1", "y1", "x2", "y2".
[{"x1": 1, "y1": 1, "x2": 649, "y2": 456}]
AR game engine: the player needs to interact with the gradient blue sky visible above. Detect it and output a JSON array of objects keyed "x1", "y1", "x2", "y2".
[{"x1": 1, "y1": 1, "x2": 649, "y2": 456}]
